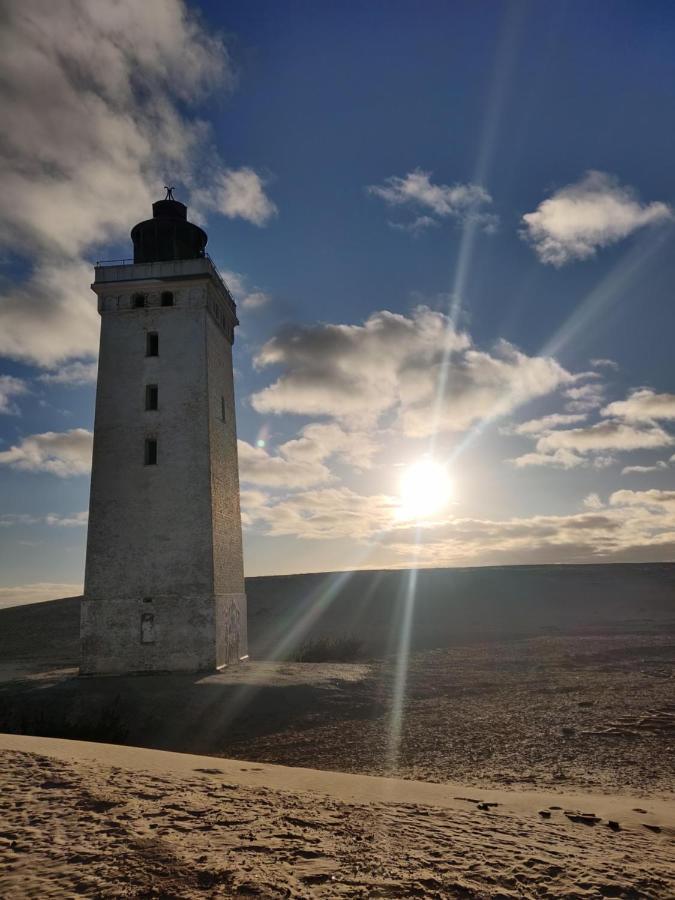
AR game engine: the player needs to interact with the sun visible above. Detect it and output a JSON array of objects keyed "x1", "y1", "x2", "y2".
[{"x1": 397, "y1": 459, "x2": 453, "y2": 522}]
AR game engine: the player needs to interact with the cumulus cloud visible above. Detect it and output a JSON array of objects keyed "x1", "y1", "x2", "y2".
[
  {"x1": 192, "y1": 169, "x2": 277, "y2": 227},
  {"x1": 0, "y1": 0, "x2": 275, "y2": 367},
  {"x1": 609, "y1": 489, "x2": 675, "y2": 511},
  {"x1": 564, "y1": 382, "x2": 605, "y2": 413},
  {"x1": 252, "y1": 307, "x2": 573, "y2": 436},
  {"x1": 511, "y1": 448, "x2": 586, "y2": 469},
  {"x1": 521, "y1": 171, "x2": 672, "y2": 266},
  {"x1": 0, "y1": 428, "x2": 93, "y2": 476},
  {"x1": 0, "y1": 375, "x2": 28, "y2": 415},
  {"x1": 0, "y1": 260, "x2": 100, "y2": 367},
  {"x1": 243, "y1": 482, "x2": 675, "y2": 566},
  {"x1": 510, "y1": 448, "x2": 614, "y2": 470},
  {"x1": 218, "y1": 270, "x2": 271, "y2": 312},
  {"x1": 509, "y1": 374, "x2": 675, "y2": 470},
  {"x1": 37, "y1": 361, "x2": 98, "y2": 387},
  {"x1": 237, "y1": 440, "x2": 332, "y2": 489},
  {"x1": 278, "y1": 423, "x2": 380, "y2": 471},
  {"x1": 242, "y1": 486, "x2": 399, "y2": 540},
  {"x1": 537, "y1": 421, "x2": 674, "y2": 455},
  {"x1": 237, "y1": 422, "x2": 379, "y2": 489},
  {"x1": 367, "y1": 169, "x2": 498, "y2": 233},
  {"x1": 603, "y1": 388, "x2": 675, "y2": 422}
]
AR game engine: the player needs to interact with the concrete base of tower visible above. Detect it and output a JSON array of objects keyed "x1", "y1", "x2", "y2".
[{"x1": 79, "y1": 592, "x2": 248, "y2": 676}]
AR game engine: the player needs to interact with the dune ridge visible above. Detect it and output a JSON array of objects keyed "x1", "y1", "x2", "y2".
[{"x1": 1, "y1": 734, "x2": 673, "y2": 898}]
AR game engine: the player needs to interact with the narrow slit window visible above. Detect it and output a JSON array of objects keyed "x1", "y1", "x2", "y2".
[
  {"x1": 145, "y1": 384, "x2": 158, "y2": 411},
  {"x1": 132, "y1": 293, "x2": 146, "y2": 309},
  {"x1": 146, "y1": 332, "x2": 158, "y2": 356},
  {"x1": 161, "y1": 291, "x2": 174, "y2": 307},
  {"x1": 141, "y1": 612, "x2": 155, "y2": 644},
  {"x1": 144, "y1": 438, "x2": 157, "y2": 466},
  {"x1": 221, "y1": 395, "x2": 226, "y2": 421}
]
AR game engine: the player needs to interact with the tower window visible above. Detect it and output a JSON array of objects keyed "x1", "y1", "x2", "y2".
[
  {"x1": 145, "y1": 384, "x2": 158, "y2": 411},
  {"x1": 221, "y1": 395, "x2": 226, "y2": 421},
  {"x1": 144, "y1": 438, "x2": 157, "y2": 466},
  {"x1": 161, "y1": 291, "x2": 174, "y2": 307},
  {"x1": 141, "y1": 612, "x2": 155, "y2": 644},
  {"x1": 132, "y1": 293, "x2": 146, "y2": 309},
  {"x1": 146, "y1": 332, "x2": 158, "y2": 356}
]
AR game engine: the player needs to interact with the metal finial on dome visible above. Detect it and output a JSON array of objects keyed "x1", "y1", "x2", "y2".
[{"x1": 164, "y1": 185, "x2": 176, "y2": 201}]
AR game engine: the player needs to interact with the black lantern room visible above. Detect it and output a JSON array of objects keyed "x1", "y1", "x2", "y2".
[{"x1": 131, "y1": 188, "x2": 207, "y2": 264}]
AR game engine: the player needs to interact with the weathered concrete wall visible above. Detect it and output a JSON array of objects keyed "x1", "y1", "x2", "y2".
[
  {"x1": 80, "y1": 594, "x2": 217, "y2": 674},
  {"x1": 82, "y1": 260, "x2": 247, "y2": 674},
  {"x1": 205, "y1": 305, "x2": 247, "y2": 664}
]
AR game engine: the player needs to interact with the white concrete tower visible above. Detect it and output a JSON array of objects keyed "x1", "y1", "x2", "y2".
[{"x1": 81, "y1": 192, "x2": 247, "y2": 674}]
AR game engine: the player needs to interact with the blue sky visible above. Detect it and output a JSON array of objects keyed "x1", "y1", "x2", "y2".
[{"x1": 1, "y1": 0, "x2": 675, "y2": 605}]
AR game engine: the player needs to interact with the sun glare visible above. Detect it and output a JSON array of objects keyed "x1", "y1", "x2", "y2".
[{"x1": 398, "y1": 459, "x2": 453, "y2": 522}]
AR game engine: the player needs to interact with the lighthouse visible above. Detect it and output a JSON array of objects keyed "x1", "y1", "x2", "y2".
[{"x1": 80, "y1": 191, "x2": 247, "y2": 674}]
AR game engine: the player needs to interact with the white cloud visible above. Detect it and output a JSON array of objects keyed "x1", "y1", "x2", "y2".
[
  {"x1": 243, "y1": 486, "x2": 399, "y2": 540},
  {"x1": 241, "y1": 291, "x2": 271, "y2": 310},
  {"x1": 590, "y1": 358, "x2": 619, "y2": 371},
  {"x1": 0, "y1": 375, "x2": 28, "y2": 414},
  {"x1": 603, "y1": 389, "x2": 675, "y2": 422},
  {"x1": 0, "y1": 260, "x2": 100, "y2": 367},
  {"x1": 521, "y1": 171, "x2": 672, "y2": 266},
  {"x1": 506, "y1": 412, "x2": 586, "y2": 436},
  {"x1": 537, "y1": 420, "x2": 674, "y2": 454},
  {"x1": 278, "y1": 423, "x2": 380, "y2": 471},
  {"x1": 564, "y1": 382, "x2": 605, "y2": 413},
  {"x1": 37, "y1": 360, "x2": 98, "y2": 387},
  {"x1": 510, "y1": 448, "x2": 588, "y2": 470},
  {"x1": 609, "y1": 489, "x2": 675, "y2": 511},
  {"x1": 219, "y1": 270, "x2": 271, "y2": 312},
  {"x1": 511, "y1": 384, "x2": 675, "y2": 470},
  {"x1": 388, "y1": 215, "x2": 440, "y2": 235},
  {"x1": 368, "y1": 169, "x2": 498, "y2": 233},
  {"x1": 0, "y1": 582, "x2": 83, "y2": 609},
  {"x1": 243, "y1": 484, "x2": 675, "y2": 565},
  {"x1": 0, "y1": 511, "x2": 88, "y2": 527},
  {"x1": 621, "y1": 461, "x2": 669, "y2": 475},
  {"x1": 237, "y1": 421, "x2": 379, "y2": 489},
  {"x1": 192, "y1": 168, "x2": 277, "y2": 227},
  {"x1": 0, "y1": 428, "x2": 93, "y2": 476},
  {"x1": 237, "y1": 439, "x2": 332, "y2": 489},
  {"x1": 510, "y1": 447, "x2": 616, "y2": 470},
  {"x1": 252, "y1": 307, "x2": 573, "y2": 436},
  {"x1": 0, "y1": 0, "x2": 275, "y2": 367},
  {"x1": 511, "y1": 418, "x2": 672, "y2": 468}
]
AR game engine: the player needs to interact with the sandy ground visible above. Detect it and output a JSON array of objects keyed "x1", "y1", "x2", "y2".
[
  {"x1": 1, "y1": 734, "x2": 673, "y2": 899},
  {"x1": 219, "y1": 634, "x2": 675, "y2": 797},
  {"x1": 1, "y1": 565, "x2": 673, "y2": 895},
  {"x1": 2, "y1": 632, "x2": 671, "y2": 798}
]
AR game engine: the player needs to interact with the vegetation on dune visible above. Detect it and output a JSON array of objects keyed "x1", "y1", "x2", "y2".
[{"x1": 291, "y1": 635, "x2": 364, "y2": 663}]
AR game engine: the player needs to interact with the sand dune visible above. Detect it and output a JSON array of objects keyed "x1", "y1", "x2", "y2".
[
  {"x1": 1, "y1": 565, "x2": 673, "y2": 895},
  {"x1": 1, "y1": 734, "x2": 673, "y2": 898}
]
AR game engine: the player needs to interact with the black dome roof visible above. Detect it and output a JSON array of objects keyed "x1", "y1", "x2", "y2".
[{"x1": 131, "y1": 195, "x2": 207, "y2": 264}]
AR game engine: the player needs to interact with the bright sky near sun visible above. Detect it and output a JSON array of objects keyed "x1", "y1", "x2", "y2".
[{"x1": 1, "y1": 0, "x2": 675, "y2": 605}]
